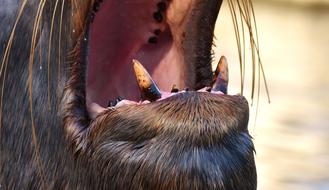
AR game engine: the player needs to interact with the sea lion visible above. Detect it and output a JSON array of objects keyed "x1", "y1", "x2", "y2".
[{"x1": 0, "y1": 0, "x2": 257, "y2": 189}]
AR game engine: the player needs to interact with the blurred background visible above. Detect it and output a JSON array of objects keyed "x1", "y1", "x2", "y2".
[{"x1": 214, "y1": 0, "x2": 329, "y2": 189}]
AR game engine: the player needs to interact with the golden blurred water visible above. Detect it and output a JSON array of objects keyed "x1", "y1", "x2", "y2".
[{"x1": 214, "y1": 1, "x2": 329, "y2": 189}]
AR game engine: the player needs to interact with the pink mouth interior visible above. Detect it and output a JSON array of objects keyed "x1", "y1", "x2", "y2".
[{"x1": 87, "y1": 1, "x2": 185, "y2": 107}]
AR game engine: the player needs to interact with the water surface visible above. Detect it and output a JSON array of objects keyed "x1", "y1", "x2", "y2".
[{"x1": 214, "y1": 1, "x2": 329, "y2": 189}]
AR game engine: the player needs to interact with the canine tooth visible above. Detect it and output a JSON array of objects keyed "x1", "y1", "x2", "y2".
[
  {"x1": 132, "y1": 59, "x2": 162, "y2": 102},
  {"x1": 212, "y1": 56, "x2": 228, "y2": 94}
]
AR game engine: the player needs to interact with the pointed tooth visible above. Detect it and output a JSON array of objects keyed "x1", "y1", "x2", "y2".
[
  {"x1": 212, "y1": 56, "x2": 228, "y2": 84},
  {"x1": 107, "y1": 97, "x2": 123, "y2": 107},
  {"x1": 132, "y1": 59, "x2": 162, "y2": 102},
  {"x1": 212, "y1": 56, "x2": 229, "y2": 94},
  {"x1": 108, "y1": 100, "x2": 117, "y2": 107}
]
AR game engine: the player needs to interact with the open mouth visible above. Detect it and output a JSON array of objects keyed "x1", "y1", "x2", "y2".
[
  {"x1": 61, "y1": 2, "x2": 254, "y2": 184},
  {"x1": 85, "y1": 0, "x2": 224, "y2": 111},
  {"x1": 62, "y1": 0, "x2": 239, "y2": 149}
]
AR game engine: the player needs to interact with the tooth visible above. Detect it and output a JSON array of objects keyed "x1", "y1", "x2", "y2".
[
  {"x1": 171, "y1": 84, "x2": 179, "y2": 93},
  {"x1": 108, "y1": 100, "x2": 116, "y2": 107},
  {"x1": 107, "y1": 97, "x2": 123, "y2": 107},
  {"x1": 132, "y1": 59, "x2": 162, "y2": 102},
  {"x1": 212, "y1": 56, "x2": 229, "y2": 94}
]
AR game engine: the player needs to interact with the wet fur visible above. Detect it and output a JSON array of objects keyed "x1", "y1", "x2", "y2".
[{"x1": 0, "y1": 0, "x2": 258, "y2": 189}]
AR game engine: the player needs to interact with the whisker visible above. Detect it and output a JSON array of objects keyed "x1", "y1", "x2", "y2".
[
  {"x1": 47, "y1": 0, "x2": 60, "y2": 110},
  {"x1": 228, "y1": 0, "x2": 244, "y2": 95},
  {"x1": 228, "y1": 0, "x2": 270, "y2": 104},
  {"x1": 28, "y1": 0, "x2": 48, "y2": 188},
  {"x1": 58, "y1": 0, "x2": 66, "y2": 100},
  {"x1": 0, "y1": 46, "x2": 9, "y2": 137}
]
